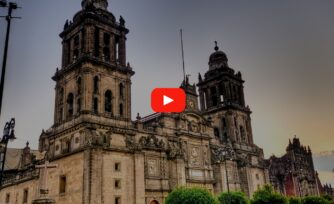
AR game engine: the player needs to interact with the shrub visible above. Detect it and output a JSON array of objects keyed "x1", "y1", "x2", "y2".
[
  {"x1": 302, "y1": 196, "x2": 330, "y2": 204},
  {"x1": 288, "y1": 197, "x2": 301, "y2": 204},
  {"x1": 251, "y1": 185, "x2": 287, "y2": 204},
  {"x1": 165, "y1": 187, "x2": 218, "y2": 204},
  {"x1": 322, "y1": 194, "x2": 333, "y2": 202},
  {"x1": 218, "y1": 191, "x2": 249, "y2": 204}
]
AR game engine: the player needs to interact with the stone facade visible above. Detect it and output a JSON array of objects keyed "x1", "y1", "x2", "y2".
[
  {"x1": 0, "y1": 0, "x2": 268, "y2": 203},
  {"x1": 266, "y1": 136, "x2": 321, "y2": 197}
]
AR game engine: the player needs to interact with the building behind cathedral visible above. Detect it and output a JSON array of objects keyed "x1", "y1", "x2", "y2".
[
  {"x1": 0, "y1": 0, "x2": 324, "y2": 204},
  {"x1": 266, "y1": 137, "x2": 322, "y2": 197}
]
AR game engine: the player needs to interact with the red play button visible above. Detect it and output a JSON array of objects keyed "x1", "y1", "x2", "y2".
[{"x1": 151, "y1": 88, "x2": 186, "y2": 113}]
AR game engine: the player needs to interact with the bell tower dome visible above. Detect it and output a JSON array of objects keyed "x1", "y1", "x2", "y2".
[{"x1": 81, "y1": 0, "x2": 108, "y2": 10}]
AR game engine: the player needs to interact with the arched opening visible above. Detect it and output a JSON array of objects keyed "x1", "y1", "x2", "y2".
[
  {"x1": 65, "y1": 140, "x2": 71, "y2": 153},
  {"x1": 240, "y1": 126, "x2": 246, "y2": 143},
  {"x1": 77, "y1": 77, "x2": 82, "y2": 94},
  {"x1": 119, "y1": 103, "x2": 123, "y2": 116},
  {"x1": 119, "y1": 83, "x2": 124, "y2": 98},
  {"x1": 103, "y1": 47, "x2": 110, "y2": 61},
  {"x1": 104, "y1": 90, "x2": 112, "y2": 113},
  {"x1": 149, "y1": 200, "x2": 159, "y2": 204},
  {"x1": 93, "y1": 76, "x2": 99, "y2": 93},
  {"x1": 214, "y1": 127, "x2": 219, "y2": 138},
  {"x1": 222, "y1": 117, "x2": 227, "y2": 129},
  {"x1": 210, "y1": 86, "x2": 218, "y2": 106},
  {"x1": 67, "y1": 93, "x2": 74, "y2": 118},
  {"x1": 93, "y1": 97, "x2": 98, "y2": 114}
]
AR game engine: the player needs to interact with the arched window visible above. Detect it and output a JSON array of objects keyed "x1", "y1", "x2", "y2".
[
  {"x1": 93, "y1": 97, "x2": 98, "y2": 113},
  {"x1": 149, "y1": 200, "x2": 159, "y2": 204},
  {"x1": 105, "y1": 90, "x2": 112, "y2": 113},
  {"x1": 214, "y1": 128, "x2": 219, "y2": 138},
  {"x1": 119, "y1": 83, "x2": 124, "y2": 98},
  {"x1": 222, "y1": 117, "x2": 227, "y2": 129},
  {"x1": 240, "y1": 126, "x2": 246, "y2": 143},
  {"x1": 93, "y1": 76, "x2": 99, "y2": 93},
  {"x1": 119, "y1": 103, "x2": 123, "y2": 116},
  {"x1": 73, "y1": 49, "x2": 79, "y2": 61},
  {"x1": 77, "y1": 77, "x2": 82, "y2": 94},
  {"x1": 67, "y1": 93, "x2": 74, "y2": 118},
  {"x1": 103, "y1": 33, "x2": 110, "y2": 45},
  {"x1": 103, "y1": 47, "x2": 110, "y2": 61},
  {"x1": 210, "y1": 86, "x2": 218, "y2": 106}
]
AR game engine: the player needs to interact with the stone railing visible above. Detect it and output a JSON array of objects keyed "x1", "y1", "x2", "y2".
[{"x1": 2, "y1": 168, "x2": 39, "y2": 187}]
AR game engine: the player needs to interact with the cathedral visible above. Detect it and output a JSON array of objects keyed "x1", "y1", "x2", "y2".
[{"x1": 0, "y1": 0, "x2": 269, "y2": 203}]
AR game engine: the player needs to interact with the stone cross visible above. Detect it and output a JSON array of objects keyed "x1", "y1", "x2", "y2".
[{"x1": 35, "y1": 160, "x2": 58, "y2": 196}]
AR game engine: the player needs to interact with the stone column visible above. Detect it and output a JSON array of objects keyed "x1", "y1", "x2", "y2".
[
  {"x1": 134, "y1": 153, "x2": 145, "y2": 204},
  {"x1": 119, "y1": 33, "x2": 126, "y2": 66},
  {"x1": 176, "y1": 158, "x2": 186, "y2": 186}
]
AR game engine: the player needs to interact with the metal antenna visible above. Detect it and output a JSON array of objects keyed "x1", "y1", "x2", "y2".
[{"x1": 180, "y1": 29, "x2": 186, "y2": 83}]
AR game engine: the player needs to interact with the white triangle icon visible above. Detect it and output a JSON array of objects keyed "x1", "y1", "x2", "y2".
[{"x1": 163, "y1": 95, "x2": 174, "y2": 106}]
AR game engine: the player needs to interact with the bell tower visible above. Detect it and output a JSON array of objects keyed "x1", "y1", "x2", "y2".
[
  {"x1": 52, "y1": 0, "x2": 134, "y2": 126},
  {"x1": 197, "y1": 42, "x2": 253, "y2": 144}
]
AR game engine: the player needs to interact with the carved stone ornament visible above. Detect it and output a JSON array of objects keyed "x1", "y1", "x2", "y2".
[
  {"x1": 211, "y1": 144, "x2": 235, "y2": 164},
  {"x1": 125, "y1": 135, "x2": 139, "y2": 151},
  {"x1": 84, "y1": 129, "x2": 111, "y2": 147},
  {"x1": 139, "y1": 134, "x2": 165, "y2": 150},
  {"x1": 167, "y1": 141, "x2": 183, "y2": 160},
  {"x1": 236, "y1": 153, "x2": 249, "y2": 167}
]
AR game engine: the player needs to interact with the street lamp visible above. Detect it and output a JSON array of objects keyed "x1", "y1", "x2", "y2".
[
  {"x1": 0, "y1": 118, "x2": 15, "y2": 186},
  {"x1": 213, "y1": 144, "x2": 235, "y2": 204},
  {"x1": 0, "y1": 1, "x2": 19, "y2": 117}
]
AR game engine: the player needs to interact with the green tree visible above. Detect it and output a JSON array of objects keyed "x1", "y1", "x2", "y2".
[
  {"x1": 251, "y1": 185, "x2": 287, "y2": 204},
  {"x1": 302, "y1": 196, "x2": 330, "y2": 204},
  {"x1": 165, "y1": 187, "x2": 218, "y2": 204},
  {"x1": 322, "y1": 194, "x2": 333, "y2": 203},
  {"x1": 218, "y1": 191, "x2": 249, "y2": 204},
  {"x1": 288, "y1": 197, "x2": 301, "y2": 204}
]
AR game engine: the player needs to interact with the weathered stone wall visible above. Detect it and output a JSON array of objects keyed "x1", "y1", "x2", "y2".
[{"x1": 0, "y1": 179, "x2": 38, "y2": 204}]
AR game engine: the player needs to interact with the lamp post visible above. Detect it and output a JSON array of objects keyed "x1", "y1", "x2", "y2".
[
  {"x1": 0, "y1": 1, "x2": 19, "y2": 117},
  {"x1": 0, "y1": 118, "x2": 15, "y2": 186},
  {"x1": 215, "y1": 144, "x2": 235, "y2": 204}
]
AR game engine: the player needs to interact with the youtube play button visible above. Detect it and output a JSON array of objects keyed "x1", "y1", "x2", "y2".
[{"x1": 151, "y1": 88, "x2": 186, "y2": 113}]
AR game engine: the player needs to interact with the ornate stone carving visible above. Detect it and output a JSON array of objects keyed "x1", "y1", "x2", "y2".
[
  {"x1": 125, "y1": 135, "x2": 138, "y2": 151},
  {"x1": 147, "y1": 159, "x2": 158, "y2": 176},
  {"x1": 211, "y1": 143, "x2": 235, "y2": 164},
  {"x1": 166, "y1": 141, "x2": 183, "y2": 160},
  {"x1": 181, "y1": 141, "x2": 188, "y2": 162},
  {"x1": 236, "y1": 153, "x2": 249, "y2": 167},
  {"x1": 139, "y1": 135, "x2": 165, "y2": 150},
  {"x1": 189, "y1": 146, "x2": 201, "y2": 167},
  {"x1": 188, "y1": 121, "x2": 200, "y2": 133},
  {"x1": 83, "y1": 129, "x2": 111, "y2": 147},
  {"x1": 161, "y1": 157, "x2": 168, "y2": 178},
  {"x1": 203, "y1": 145, "x2": 210, "y2": 167}
]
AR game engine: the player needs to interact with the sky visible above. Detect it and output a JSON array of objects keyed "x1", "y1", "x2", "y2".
[{"x1": 0, "y1": 0, "x2": 333, "y2": 184}]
